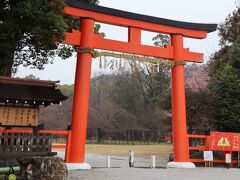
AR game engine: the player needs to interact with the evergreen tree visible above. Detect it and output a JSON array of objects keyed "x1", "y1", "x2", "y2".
[
  {"x1": 208, "y1": 5, "x2": 240, "y2": 132},
  {"x1": 0, "y1": 0, "x2": 98, "y2": 76}
]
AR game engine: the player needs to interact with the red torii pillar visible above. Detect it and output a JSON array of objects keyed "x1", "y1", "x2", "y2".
[
  {"x1": 171, "y1": 35, "x2": 189, "y2": 163},
  {"x1": 66, "y1": 18, "x2": 95, "y2": 165}
]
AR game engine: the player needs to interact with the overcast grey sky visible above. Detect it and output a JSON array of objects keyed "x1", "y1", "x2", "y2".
[{"x1": 16, "y1": 0, "x2": 237, "y2": 84}]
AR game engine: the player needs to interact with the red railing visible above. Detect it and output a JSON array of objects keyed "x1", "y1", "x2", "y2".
[
  {"x1": 1, "y1": 130, "x2": 239, "y2": 165},
  {"x1": 188, "y1": 134, "x2": 209, "y2": 151},
  {"x1": 188, "y1": 134, "x2": 239, "y2": 165},
  {"x1": 188, "y1": 134, "x2": 209, "y2": 163}
]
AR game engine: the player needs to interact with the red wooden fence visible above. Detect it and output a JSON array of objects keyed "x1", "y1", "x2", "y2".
[{"x1": 1, "y1": 129, "x2": 239, "y2": 166}]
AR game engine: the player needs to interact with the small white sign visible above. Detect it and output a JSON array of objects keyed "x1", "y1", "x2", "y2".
[
  {"x1": 204, "y1": 151, "x2": 213, "y2": 161},
  {"x1": 225, "y1": 153, "x2": 232, "y2": 163}
]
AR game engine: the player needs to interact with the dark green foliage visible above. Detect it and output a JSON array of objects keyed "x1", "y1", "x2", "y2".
[
  {"x1": 58, "y1": 84, "x2": 74, "y2": 97},
  {"x1": 41, "y1": 71, "x2": 171, "y2": 137},
  {"x1": 186, "y1": 88, "x2": 215, "y2": 133},
  {"x1": 137, "y1": 66, "x2": 170, "y2": 108},
  {"x1": 80, "y1": 0, "x2": 99, "y2": 4},
  {"x1": 0, "y1": 0, "x2": 98, "y2": 76},
  {"x1": 152, "y1": 34, "x2": 170, "y2": 47},
  {"x1": 25, "y1": 74, "x2": 39, "y2": 79},
  {"x1": 208, "y1": 41, "x2": 240, "y2": 132},
  {"x1": 218, "y1": 5, "x2": 240, "y2": 46},
  {"x1": 208, "y1": 46, "x2": 230, "y2": 76},
  {"x1": 208, "y1": 5, "x2": 240, "y2": 132},
  {"x1": 111, "y1": 73, "x2": 141, "y2": 109}
]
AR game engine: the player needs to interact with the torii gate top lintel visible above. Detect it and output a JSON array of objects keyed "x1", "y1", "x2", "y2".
[
  {"x1": 65, "y1": 0, "x2": 217, "y2": 37},
  {"x1": 64, "y1": 0, "x2": 217, "y2": 63}
]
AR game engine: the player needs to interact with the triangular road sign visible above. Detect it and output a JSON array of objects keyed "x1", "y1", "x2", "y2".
[{"x1": 217, "y1": 137, "x2": 230, "y2": 147}]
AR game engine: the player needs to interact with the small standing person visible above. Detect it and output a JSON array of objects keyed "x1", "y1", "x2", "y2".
[{"x1": 129, "y1": 150, "x2": 134, "y2": 167}]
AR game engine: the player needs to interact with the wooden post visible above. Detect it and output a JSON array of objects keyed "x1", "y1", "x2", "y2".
[
  {"x1": 66, "y1": 18, "x2": 95, "y2": 163},
  {"x1": 171, "y1": 34, "x2": 189, "y2": 162}
]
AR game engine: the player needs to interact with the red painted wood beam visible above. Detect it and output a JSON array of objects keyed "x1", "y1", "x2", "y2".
[
  {"x1": 94, "y1": 34, "x2": 173, "y2": 59},
  {"x1": 171, "y1": 34, "x2": 189, "y2": 162},
  {"x1": 190, "y1": 159, "x2": 238, "y2": 164},
  {"x1": 0, "y1": 129, "x2": 69, "y2": 135},
  {"x1": 52, "y1": 144, "x2": 67, "y2": 149},
  {"x1": 64, "y1": 29, "x2": 81, "y2": 46},
  {"x1": 128, "y1": 27, "x2": 141, "y2": 45},
  {"x1": 189, "y1": 146, "x2": 207, "y2": 151},
  {"x1": 63, "y1": 31, "x2": 203, "y2": 63},
  {"x1": 183, "y1": 49, "x2": 203, "y2": 63},
  {"x1": 64, "y1": 6, "x2": 208, "y2": 39},
  {"x1": 187, "y1": 134, "x2": 209, "y2": 139}
]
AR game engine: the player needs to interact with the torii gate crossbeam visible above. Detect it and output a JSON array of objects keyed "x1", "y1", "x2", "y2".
[{"x1": 63, "y1": 0, "x2": 217, "y2": 168}]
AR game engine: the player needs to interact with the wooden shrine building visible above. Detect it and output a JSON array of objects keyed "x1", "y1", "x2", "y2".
[
  {"x1": 0, "y1": 77, "x2": 67, "y2": 128},
  {"x1": 0, "y1": 77, "x2": 67, "y2": 158}
]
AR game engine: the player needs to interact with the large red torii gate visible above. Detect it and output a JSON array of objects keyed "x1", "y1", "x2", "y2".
[{"x1": 63, "y1": 0, "x2": 217, "y2": 168}]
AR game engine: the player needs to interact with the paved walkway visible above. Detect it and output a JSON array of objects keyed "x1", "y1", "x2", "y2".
[
  {"x1": 55, "y1": 149, "x2": 240, "y2": 180},
  {"x1": 68, "y1": 167, "x2": 240, "y2": 180}
]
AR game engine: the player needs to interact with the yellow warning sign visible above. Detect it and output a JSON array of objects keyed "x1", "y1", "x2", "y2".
[{"x1": 217, "y1": 137, "x2": 230, "y2": 147}]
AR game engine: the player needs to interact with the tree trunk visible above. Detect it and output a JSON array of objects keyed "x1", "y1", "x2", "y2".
[{"x1": 0, "y1": 52, "x2": 14, "y2": 77}]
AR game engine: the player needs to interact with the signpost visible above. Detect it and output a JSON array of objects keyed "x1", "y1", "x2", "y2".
[
  {"x1": 225, "y1": 154, "x2": 232, "y2": 164},
  {"x1": 203, "y1": 151, "x2": 213, "y2": 167},
  {"x1": 238, "y1": 151, "x2": 240, "y2": 167},
  {"x1": 210, "y1": 132, "x2": 240, "y2": 152},
  {"x1": 225, "y1": 153, "x2": 232, "y2": 168},
  {"x1": 210, "y1": 132, "x2": 240, "y2": 168}
]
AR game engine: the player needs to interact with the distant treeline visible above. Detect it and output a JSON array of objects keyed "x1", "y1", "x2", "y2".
[{"x1": 40, "y1": 64, "x2": 215, "y2": 138}]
